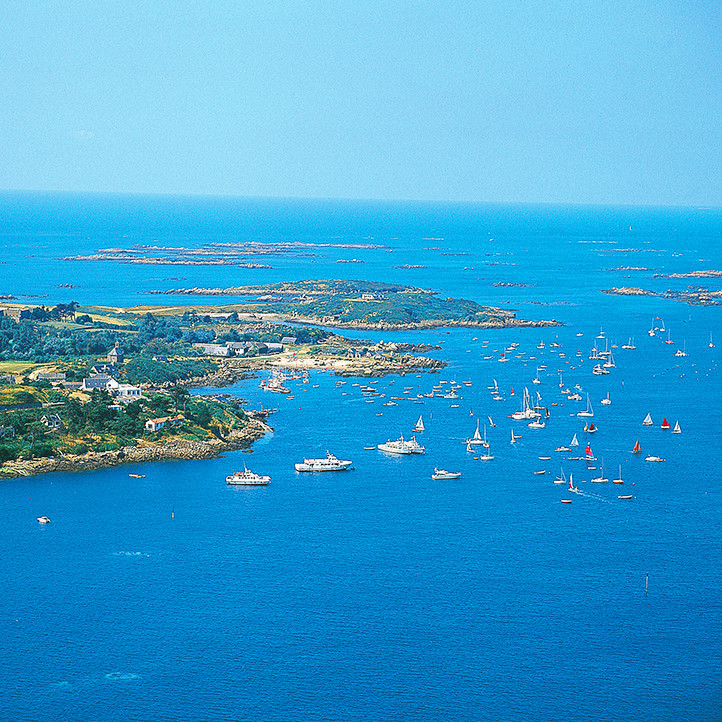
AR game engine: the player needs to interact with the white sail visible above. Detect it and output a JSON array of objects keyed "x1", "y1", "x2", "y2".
[
  {"x1": 570, "y1": 433, "x2": 579, "y2": 447},
  {"x1": 413, "y1": 415, "x2": 425, "y2": 432},
  {"x1": 673, "y1": 420, "x2": 681, "y2": 434},
  {"x1": 642, "y1": 413, "x2": 653, "y2": 425},
  {"x1": 473, "y1": 420, "x2": 482, "y2": 440}
]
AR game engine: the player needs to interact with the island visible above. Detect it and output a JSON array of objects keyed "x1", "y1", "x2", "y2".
[{"x1": 0, "y1": 280, "x2": 558, "y2": 477}]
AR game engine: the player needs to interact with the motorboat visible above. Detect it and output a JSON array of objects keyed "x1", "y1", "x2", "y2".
[
  {"x1": 295, "y1": 451, "x2": 354, "y2": 471},
  {"x1": 378, "y1": 435, "x2": 425, "y2": 455},
  {"x1": 432, "y1": 468, "x2": 461, "y2": 480},
  {"x1": 37, "y1": 516, "x2": 51, "y2": 524},
  {"x1": 645, "y1": 455, "x2": 665, "y2": 463},
  {"x1": 226, "y1": 467, "x2": 271, "y2": 485}
]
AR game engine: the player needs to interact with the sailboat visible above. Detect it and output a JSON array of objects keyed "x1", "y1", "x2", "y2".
[
  {"x1": 570, "y1": 433, "x2": 579, "y2": 448},
  {"x1": 585, "y1": 443, "x2": 596, "y2": 461},
  {"x1": 674, "y1": 342, "x2": 687, "y2": 357},
  {"x1": 568, "y1": 474, "x2": 579, "y2": 493},
  {"x1": 577, "y1": 393, "x2": 594, "y2": 417},
  {"x1": 622, "y1": 337, "x2": 636, "y2": 349},
  {"x1": 532, "y1": 368, "x2": 541, "y2": 384},
  {"x1": 673, "y1": 420, "x2": 681, "y2": 434},
  {"x1": 478, "y1": 446, "x2": 494, "y2": 460},
  {"x1": 488, "y1": 415, "x2": 496, "y2": 427},
  {"x1": 613, "y1": 465, "x2": 624, "y2": 484},
  {"x1": 709, "y1": 333, "x2": 715, "y2": 348},
  {"x1": 632, "y1": 439, "x2": 641, "y2": 454},
  {"x1": 648, "y1": 319, "x2": 656, "y2": 337},
  {"x1": 661, "y1": 418, "x2": 670, "y2": 430},
  {"x1": 510, "y1": 429, "x2": 521, "y2": 444},
  {"x1": 642, "y1": 413, "x2": 653, "y2": 426},
  {"x1": 413, "y1": 415, "x2": 425, "y2": 433},
  {"x1": 468, "y1": 420, "x2": 485, "y2": 446},
  {"x1": 584, "y1": 422, "x2": 596, "y2": 433},
  {"x1": 600, "y1": 392, "x2": 611, "y2": 405},
  {"x1": 554, "y1": 467, "x2": 567, "y2": 484},
  {"x1": 591, "y1": 461, "x2": 608, "y2": 483},
  {"x1": 665, "y1": 329, "x2": 674, "y2": 345}
]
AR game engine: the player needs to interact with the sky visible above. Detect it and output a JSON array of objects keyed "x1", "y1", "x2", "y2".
[{"x1": 2, "y1": 0, "x2": 721, "y2": 206}]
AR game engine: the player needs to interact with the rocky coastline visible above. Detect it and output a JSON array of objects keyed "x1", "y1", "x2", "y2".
[{"x1": 0, "y1": 418, "x2": 271, "y2": 479}]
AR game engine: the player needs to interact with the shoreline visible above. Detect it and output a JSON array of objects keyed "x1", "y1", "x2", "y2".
[{"x1": 0, "y1": 418, "x2": 271, "y2": 480}]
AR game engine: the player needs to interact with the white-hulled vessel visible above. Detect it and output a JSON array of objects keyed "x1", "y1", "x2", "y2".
[
  {"x1": 432, "y1": 468, "x2": 461, "y2": 480},
  {"x1": 377, "y1": 435, "x2": 425, "y2": 455},
  {"x1": 294, "y1": 451, "x2": 353, "y2": 472},
  {"x1": 226, "y1": 466, "x2": 271, "y2": 485}
]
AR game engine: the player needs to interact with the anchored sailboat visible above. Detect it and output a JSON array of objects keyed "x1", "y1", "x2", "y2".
[{"x1": 577, "y1": 393, "x2": 594, "y2": 417}]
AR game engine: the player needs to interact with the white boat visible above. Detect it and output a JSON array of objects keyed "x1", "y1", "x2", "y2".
[
  {"x1": 600, "y1": 392, "x2": 611, "y2": 405},
  {"x1": 603, "y1": 352, "x2": 616, "y2": 369},
  {"x1": 377, "y1": 435, "x2": 425, "y2": 455},
  {"x1": 642, "y1": 413, "x2": 653, "y2": 426},
  {"x1": 554, "y1": 467, "x2": 567, "y2": 484},
  {"x1": 528, "y1": 420, "x2": 545, "y2": 429},
  {"x1": 570, "y1": 433, "x2": 579, "y2": 448},
  {"x1": 612, "y1": 465, "x2": 624, "y2": 484},
  {"x1": 592, "y1": 364, "x2": 609, "y2": 375},
  {"x1": 510, "y1": 429, "x2": 521, "y2": 444},
  {"x1": 467, "y1": 420, "x2": 488, "y2": 446},
  {"x1": 622, "y1": 337, "x2": 636, "y2": 349},
  {"x1": 555, "y1": 445, "x2": 571, "y2": 452},
  {"x1": 577, "y1": 393, "x2": 594, "y2": 417},
  {"x1": 674, "y1": 342, "x2": 687, "y2": 357},
  {"x1": 511, "y1": 387, "x2": 541, "y2": 420},
  {"x1": 295, "y1": 451, "x2": 354, "y2": 471},
  {"x1": 226, "y1": 466, "x2": 271, "y2": 485},
  {"x1": 413, "y1": 415, "x2": 425, "y2": 433},
  {"x1": 432, "y1": 468, "x2": 461, "y2": 480},
  {"x1": 645, "y1": 455, "x2": 665, "y2": 463},
  {"x1": 478, "y1": 448, "x2": 494, "y2": 460},
  {"x1": 37, "y1": 516, "x2": 51, "y2": 524},
  {"x1": 673, "y1": 420, "x2": 681, "y2": 434},
  {"x1": 709, "y1": 333, "x2": 715, "y2": 348}
]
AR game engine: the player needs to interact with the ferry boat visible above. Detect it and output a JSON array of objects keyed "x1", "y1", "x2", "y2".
[
  {"x1": 431, "y1": 468, "x2": 461, "y2": 480},
  {"x1": 377, "y1": 435, "x2": 425, "y2": 455},
  {"x1": 294, "y1": 451, "x2": 353, "y2": 472},
  {"x1": 226, "y1": 467, "x2": 271, "y2": 485}
]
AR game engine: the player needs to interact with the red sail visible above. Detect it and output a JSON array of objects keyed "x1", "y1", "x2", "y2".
[{"x1": 633, "y1": 439, "x2": 641, "y2": 453}]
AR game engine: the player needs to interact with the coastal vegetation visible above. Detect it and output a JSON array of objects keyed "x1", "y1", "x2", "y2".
[{"x1": 143, "y1": 279, "x2": 559, "y2": 329}]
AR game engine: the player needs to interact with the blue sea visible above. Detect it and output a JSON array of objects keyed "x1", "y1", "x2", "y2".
[{"x1": 1, "y1": 193, "x2": 721, "y2": 721}]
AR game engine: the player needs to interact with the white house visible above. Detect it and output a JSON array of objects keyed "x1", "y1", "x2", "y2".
[{"x1": 145, "y1": 415, "x2": 184, "y2": 432}]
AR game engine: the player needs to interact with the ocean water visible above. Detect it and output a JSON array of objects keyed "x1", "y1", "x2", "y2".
[{"x1": 1, "y1": 193, "x2": 721, "y2": 720}]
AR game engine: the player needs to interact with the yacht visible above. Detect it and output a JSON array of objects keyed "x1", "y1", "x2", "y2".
[
  {"x1": 37, "y1": 516, "x2": 51, "y2": 524},
  {"x1": 294, "y1": 451, "x2": 354, "y2": 472},
  {"x1": 226, "y1": 467, "x2": 271, "y2": 485},
  {"x1": 577, "y1": 393, "x2": 594, "y2": 417},
  {"x1": 432, "y1": 468, "x2": 461, "y2": 480},
  {"x1": 377, "y1": 435, "x2": 424, "y2": 455}
]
